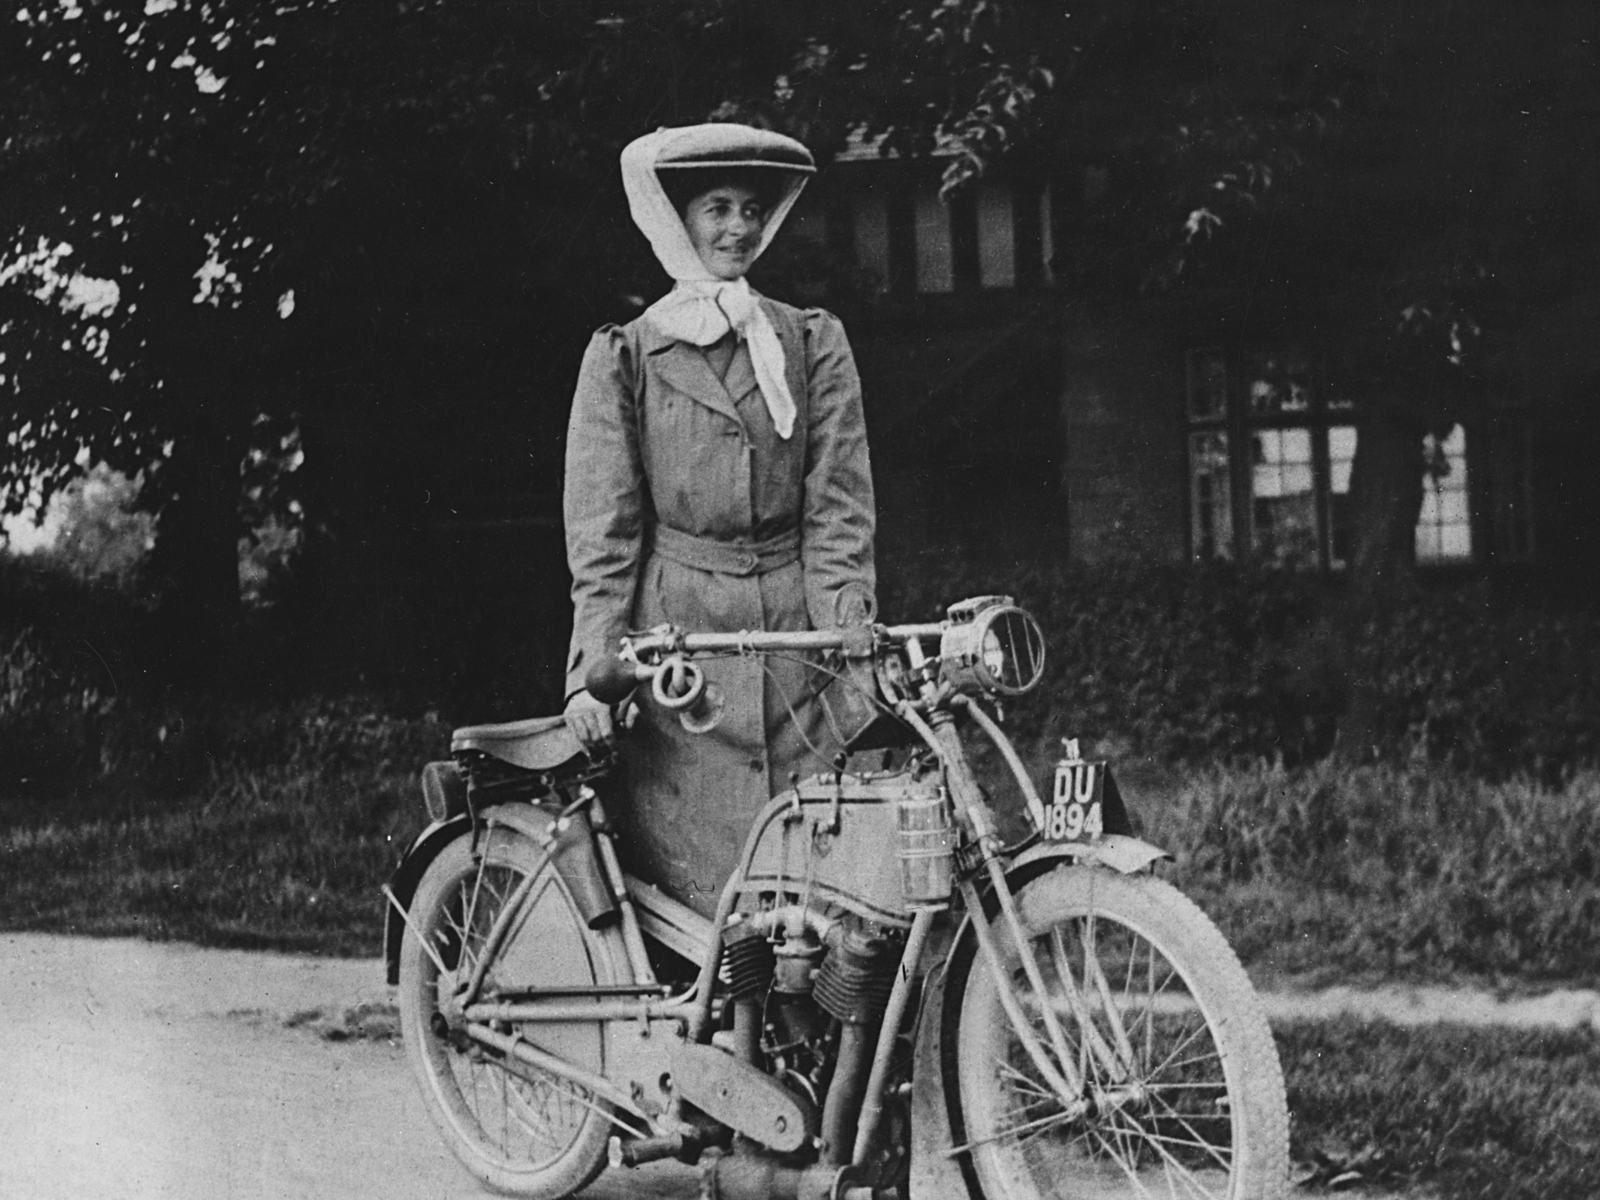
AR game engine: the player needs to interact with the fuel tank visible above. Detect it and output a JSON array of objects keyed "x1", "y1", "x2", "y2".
[{"x1": 736, "y1": 770, "x2": 949, "y2": 927}]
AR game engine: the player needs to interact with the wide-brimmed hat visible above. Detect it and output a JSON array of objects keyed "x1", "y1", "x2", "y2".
[
  {"x1": 621, "y1": 124, "x2": 815, "y2": 283},
  {"x1": 648, "y1": 123, "x2": 816, "y2": 175}
]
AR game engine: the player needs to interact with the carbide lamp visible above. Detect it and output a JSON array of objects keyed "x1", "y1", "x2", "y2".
[{"x1": 939, "y1": 596, "x2": 1046, "y2": 696}]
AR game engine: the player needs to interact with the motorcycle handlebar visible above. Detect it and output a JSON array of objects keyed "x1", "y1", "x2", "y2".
[
  {"x1": 584, "y1": 656, "x2": 646, "y2": 706},
  {"x1": 582, "y1": 621, "x2": 947, "y2": 704},
  {"x1": 633, "y1": 622, "x2": 946, "y2": 657}
]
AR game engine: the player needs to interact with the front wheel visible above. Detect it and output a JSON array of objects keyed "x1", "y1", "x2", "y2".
[
  {"x1": 398, "y1": 820, "x2": 623, "y2": 1198},
  {"x1": 946, "y1": 868, "x2": 1288, "y2": 1200}
]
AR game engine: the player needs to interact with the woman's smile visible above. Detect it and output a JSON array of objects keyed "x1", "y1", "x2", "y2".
[{"x1": 683, "y1": 184, "x2": 768, "y2": 280}]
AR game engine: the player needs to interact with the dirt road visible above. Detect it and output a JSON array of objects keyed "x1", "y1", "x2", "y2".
[
  {"x1": 0, "y1": 933, "x2": 699, "y2": 1200},
  {"x1": 5, "y1": 931, "x2": 1593, "y2": 1200}
]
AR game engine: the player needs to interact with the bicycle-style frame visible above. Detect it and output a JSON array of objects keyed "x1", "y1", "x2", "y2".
[{"x1": 391, "y1": 616, "x2": 1172, "y2": 1167}]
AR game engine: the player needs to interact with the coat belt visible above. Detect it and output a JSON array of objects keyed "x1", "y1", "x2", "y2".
[{"x1": 646, "y1": 524, "x2": 800, "y2": 577}]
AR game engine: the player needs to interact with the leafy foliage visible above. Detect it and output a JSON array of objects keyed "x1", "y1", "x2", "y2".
[
  {"x1": 33, "y1": 462, "x2": 155, "y2": 586},
  {"x1": 883, "y1": 542, "x2": 1600, "y2": 775}
]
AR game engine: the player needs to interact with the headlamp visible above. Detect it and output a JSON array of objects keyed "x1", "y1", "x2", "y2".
[{"x1": 939, "y1": 596, "x2": 1046, "y2": 696}]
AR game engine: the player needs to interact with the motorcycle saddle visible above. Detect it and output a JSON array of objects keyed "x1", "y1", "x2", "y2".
[{"x1": 450, "y1": 714, "x2": 585, "y2": 772}]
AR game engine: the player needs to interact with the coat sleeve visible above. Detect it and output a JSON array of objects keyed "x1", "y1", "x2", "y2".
[
  {"x1": 563, "y1": 325, "x2": 646, "y2": 700},
  {"x1": 801, "y1": 309, "x2": 877, "y2": 629}
]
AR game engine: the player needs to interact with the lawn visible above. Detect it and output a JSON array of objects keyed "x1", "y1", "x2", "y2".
[{"x1": 1279, "y1": 1018, "x2": 1600, "y2": 1199}]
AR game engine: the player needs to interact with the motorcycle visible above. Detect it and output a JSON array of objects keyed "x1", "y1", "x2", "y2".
[{"x1": 382, "y1": 594, "x2": 1289, "y2": 1200}]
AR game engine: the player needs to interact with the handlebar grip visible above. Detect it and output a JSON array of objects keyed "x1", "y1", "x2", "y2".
[{"x1": 585, "y1": 656, "x2": 642, "y2": 705}]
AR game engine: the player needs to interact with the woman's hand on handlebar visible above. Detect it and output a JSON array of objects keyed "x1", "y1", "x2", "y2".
[{"x1": 563, "y1": 690, "x2": 615, "y2": 754}]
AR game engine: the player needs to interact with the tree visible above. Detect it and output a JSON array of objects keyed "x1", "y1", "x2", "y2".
[
  {"x1": 6, "y1": 0, "x2": 1594, "y2": 721},
  {"x1": 44, "y1": 461, "x2": 156, "y2": 586},
  {"x1": 0, "y1": 0, "x2": 1054, "y2": 683}
]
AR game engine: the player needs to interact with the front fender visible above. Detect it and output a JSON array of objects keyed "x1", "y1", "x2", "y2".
[
  {"x1": 382, "y1": 814, "x2": 472, "y2": 985},
  {"x1": 1007, "y1": 832, "x2": 1173, "y2": 878}
]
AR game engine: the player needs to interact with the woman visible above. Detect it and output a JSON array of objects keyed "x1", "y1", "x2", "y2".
[{"x1": 561, "y1": 123, "x2": 878, "y2": 917}]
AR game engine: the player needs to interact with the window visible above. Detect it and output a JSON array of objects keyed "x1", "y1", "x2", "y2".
[
  {"x1": 1186, "y1": 349, "x2": 1480, "y2": 570},
  {"x1": 1250, "y1": 427, "x2": 1320, "y2": 566},
  {"x1": 1488, "y1": 419, "x2": 1535, "y2": 561},
  {"x1": 1186, "y1": 349, "x2": 1345, "y2": 569},
  {"x1": 976, "y1": 183, "x2": 1016, "y2": 288},
  {"x1": 1415, "y1": 425, "x2": 1472, "y2": 563},
  {"x1": 839, "y1": 168, "x2": 1054, "y2": 294},
  {"x1": 912, "y1": 185, "x2": 954, "y2": 293},
  {"x1": 1188, "y1": 431, "x2": 1233, "y2": 561},
  {"x1": 852, "y1": 185, "x2": 891, "y2": 286}
]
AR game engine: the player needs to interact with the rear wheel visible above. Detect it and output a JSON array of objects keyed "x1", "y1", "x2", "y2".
[
  {"x1": 946, "y1": 868, "x2": 1288, "y2": 1200},
  {"x1": 398, "y1": 821, "x2": 622, "y2": 1197}
]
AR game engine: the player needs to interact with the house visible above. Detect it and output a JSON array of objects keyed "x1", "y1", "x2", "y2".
[{"x1": 780, "y1": 142, "x2": 1600, "y2": 591}]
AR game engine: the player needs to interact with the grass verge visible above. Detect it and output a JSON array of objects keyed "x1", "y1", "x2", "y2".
[
  {"x1": 1280, "y1": 1018, "x2": 1600, "y2": 1199},
  {"x1": 1131, "y1": 760, "x2": 1600, "y2": 988},
  {"x1": 0, "y1": 698, "x2": 443, "y2": 957},
  {"x1": 6, "y1": 701, "x2": 1600, "y2": 989}
]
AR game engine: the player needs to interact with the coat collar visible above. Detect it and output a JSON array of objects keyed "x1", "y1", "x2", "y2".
[{"x1": 637, "y1": 297, "x2": 785, "y2": 423}]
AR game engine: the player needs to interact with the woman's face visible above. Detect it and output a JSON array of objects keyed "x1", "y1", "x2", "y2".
[{"x1": 683, "y1": 183, "x2": 767, "y2": 280}]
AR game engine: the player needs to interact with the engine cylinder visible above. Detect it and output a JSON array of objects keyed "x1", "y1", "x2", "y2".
[
  {"x1": 772, "y1": 930, "x2": 824, "y2": 995},
  {"x1": 722, "y1": 921, "x2": 775, "y2": 1001},
  {"x1": 813, "y1": 928, "x2": 899, "y2": 1026}
]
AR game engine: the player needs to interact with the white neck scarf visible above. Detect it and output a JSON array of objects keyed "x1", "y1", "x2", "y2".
[{"x1": 620, "y1": 127, "x2": 809, "y2": 439}]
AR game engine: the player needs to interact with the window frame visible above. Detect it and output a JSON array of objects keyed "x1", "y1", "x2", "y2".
[{"x1": 1185, "y1": 346, "x2": 1352, "y2": 572}]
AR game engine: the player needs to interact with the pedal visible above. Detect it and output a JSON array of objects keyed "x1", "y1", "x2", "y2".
[{"x1": 668, "y1": 1043, "x2": 814, "y2": 1154}]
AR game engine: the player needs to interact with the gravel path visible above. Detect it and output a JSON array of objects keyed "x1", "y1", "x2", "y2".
[
  {"x1": 5, "y1": 931, "x2": 1582, "y2": 1200},
  {"x1": 0, "y1": 933, "x2": 697, "y2": 1200}
]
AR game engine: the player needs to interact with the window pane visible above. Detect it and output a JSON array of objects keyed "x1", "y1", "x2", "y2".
[
  {"x1": 852, "y1": 185, "x2": 891, "y2": 287},
  {"x1": 1415, "y1": 423, "x2": 1472, "y2": 563},
  {"x1": 1246, "y1": 353, "x2": 1313, "y2": 417},
  {"x1": 976, "y1": 183, "x2": 1015, "y2": 288},
  {"x1": 1250, "y1": 428, "x2": 1318, "y2": 567},
  {"x1": 1329, "y1": 425, "x2": 1357, "y2": 494},
  {"x1": 913, "y1": 186, "x2": 954, "y2": 293},
  {"x1": 1328, "y1": 425, "x2": 1357, "y2": 568},
  {"x1": 1189, "y1": 432, "x2": 1233, "y2": 560}
]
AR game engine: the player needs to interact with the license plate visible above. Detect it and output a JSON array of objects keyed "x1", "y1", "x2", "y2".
[{"x1": 1041, "y1": 760, "x2": 1105, "y2": 842}]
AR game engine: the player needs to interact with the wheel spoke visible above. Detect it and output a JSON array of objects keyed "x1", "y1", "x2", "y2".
[
  {"x1": 1144, "y1": 1090, "x2": 1235, "y2": 1174},
  {"x1": 1046, "y1": 925, "x2": 1128, "y2": 1084},
  {"x1": 948, "y1": 1105, "x2": 1085, "y2": 1156},
  {"x1": 1105, "y1": 1109, "x2": 1228, "y2": 1200},
  {"x1": 1142, "y1": 1021, "x2": 1215, "y2": 1081},
  {"x1": 954, "y1": 873, "x2": 1285, "y2": 1200},
  {"x1": 1084, "y1": 1123, "x2": 1164, "y2": 1198},
  {"x1": 401, "y1": 842, "x2": 612, "y2": 1191}
]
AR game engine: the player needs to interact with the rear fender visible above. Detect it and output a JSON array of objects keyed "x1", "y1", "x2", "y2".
[
  {"x1": 381, "y1": 803, "x2": 621, "y2": 985},
  {"x1": 382, "y1": 815, "x2": 471, "y2": 985}
]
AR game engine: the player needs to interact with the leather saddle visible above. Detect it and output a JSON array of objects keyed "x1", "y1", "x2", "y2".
[{"x1": 450, "y1": 714, "x2": 587, "y2": 773}]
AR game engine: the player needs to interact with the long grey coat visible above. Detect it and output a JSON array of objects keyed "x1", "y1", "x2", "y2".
[{"x1": 563, "y1": 297, "x2": 877, "y2": 916}]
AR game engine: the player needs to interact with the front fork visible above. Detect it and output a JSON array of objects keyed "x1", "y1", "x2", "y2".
[{"x1": 895, "y1": 694, "x2": 1131, "y2": 1113}]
